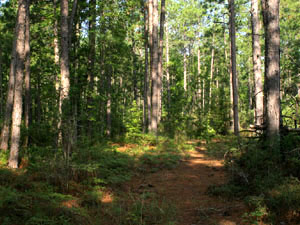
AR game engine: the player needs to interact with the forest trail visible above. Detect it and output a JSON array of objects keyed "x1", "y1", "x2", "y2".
[{"x1": 128, "y1": 140, "x2": 247, "y2": 225}]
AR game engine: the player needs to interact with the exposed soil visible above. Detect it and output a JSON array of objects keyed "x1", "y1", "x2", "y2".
[{"x1": 127, "y1": 140, "x2": 248, "y2": 225}]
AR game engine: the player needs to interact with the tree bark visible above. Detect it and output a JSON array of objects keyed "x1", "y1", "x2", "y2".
[
  {"x1": 0, "y1": 46, "x2": 2, "y2": 117},
  {"x1": 87, "y1": 0, "x2": 96, "y2": 137},
  {"x1": 251, "y1": 0, "x2": 264, "y2": 126},
  {"x1": 143, "y1": 2, "x2": 149, "y2": 132},
  {"x1": 166, "y1": 20, "x2": 171, "y2": 110},
  {"x1": 229, "y1": 0, "x2": 240, "y2": 136},
  {"x1": 262, "y1": 0, "x2": 281, "y2": 145},
  {"x1": 158, "y1": 0, "x2": 165, "y2": 123},
  {"x1": 148, "y1": 0, "x2": 153, "y2": 132},
  {"x1": 0, "y1": 3, "x2": 20, "y2": 151},
  {"x1": 106, "y1": 68, "x2": 112, "y2": 137},
  {"x1": 53, "y1": 0, "x2": 60, "y2": 95},
  {"x1": 209, "y1": 33, "x2": 215, "y2": 108},
  {"x1": 58, "y1": 0, "x2": 71, "y2": 148},
  {"x1": 183, "y1": 47, "x2": 187, "y2": 92},
  {"x1": 8, "y1": 0, "x2": 27, "y2": 168},
  {"x1": 150, "y1": 0, "x2": 159, "y2": 134},
  {"x1": 24, "y1": 0, "x2": 31, "y2": 147}
]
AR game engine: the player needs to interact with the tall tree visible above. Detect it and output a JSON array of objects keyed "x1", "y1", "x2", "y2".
[
  {"x1": 0, "y1": 4, "x2": 19, "y2": 151},
  {"x1": 8, "y1": 0, "x2": 27, "y2": 168},
  {"x1": 251, "y1": 0, "x2": 263, "y2": 126},
  {"x1": 157, "y1": 0, "x2": 165, "y2": 123},
  {"x1": 150, "y1": 0, "x2": 159, "y2": 134},
  {"x1": 58, "y1": 0, "x2": 71, "y2": 148},
  {"x1": 262, "y1": 0, "x2": 281, "y2": 144},
  {"x1": 229, "y1": 0, "x2": 239, "y2": 136},
  {"x1": 24, "y1": 0, "x2": 31, "y2": 147},
  {"x1": 87, "y1": 0, "x2": 96, "y2": 137},
  {"x1": 0, "y1": 46, "x2": 2, "y2": 116}
]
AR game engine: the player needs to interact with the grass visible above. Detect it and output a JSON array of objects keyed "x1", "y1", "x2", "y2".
[{"x1": 0, "y1": 133, "x2": 192, "y2": 225}]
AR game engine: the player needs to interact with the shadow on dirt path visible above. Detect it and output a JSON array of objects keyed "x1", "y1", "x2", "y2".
[{"x1": 129, "y1": 140, "x2": 247, "y2": 225}]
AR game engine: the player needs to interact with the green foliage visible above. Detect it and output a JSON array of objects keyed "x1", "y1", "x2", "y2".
[{"x1": 123, "y1": 100, "x2": 143, "y2": 140}]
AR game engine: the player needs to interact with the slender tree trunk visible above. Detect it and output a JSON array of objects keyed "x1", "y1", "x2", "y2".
[
  {"x1": 157, "y1": 0, "x2": 165, "y2": 123},
  {"x1": 24, "y1": 0, "x2": 31, "y2": 147},
  {"x1": 197, "y1": 49, "x2": 201, "y2": 106},
  {"x1": 59, "y1": 0, "x2": 71, "y2": 149},
  {"x1": 183, "y1": 47, "x2": 187, "y2": 92},
  {"x1": 166, "y1": 20, "x2": 171, "y2": 110},
  {"x1": 209, "y1": 33, "x2": 215, "y2": 108},
  {"x1": 106, "y1": 68, "x2": 112, "y2": 137},
  {"x1": 148, "y1": 0, "x2": 153, "y2": 132},
  {"x1": 53, "y1": 0, "x2": 60, "y2": 95},
  {"x1": 229, "y1": 0, "x2": 240, "y2": 136},
  {"x1": 68, "y1": 0, "x2": 78, "y2": 46},
  {"x1": 150, "y1": 0, "x2": 159, "y2": 134},
  {"x1": 8, "y1": 0, "x2": 27, "y2": 168},
  {"x1": 143, "y1": 2, "x2": 149, "y2": 132},
  {"x1": 0, "y1": 47, "x2": 2, "y2": 117},
  {"x1": 251, "y1": 0, "x2": 264, "y2": 126},
  {"x1": 87, "y1": 0, "x2": 96, "y2": 137},
  {"x1": 262, "y1": 0, "x2": 280, "y2": 145}
]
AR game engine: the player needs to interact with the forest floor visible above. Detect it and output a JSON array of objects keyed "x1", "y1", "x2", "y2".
[{"x1": 111, "y1": 139, "x2": 249, "y2": 225}]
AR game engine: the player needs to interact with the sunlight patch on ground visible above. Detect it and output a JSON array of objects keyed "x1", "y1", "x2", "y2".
[
  {"x1": 62, "y1": 199, "x2": 79, "y2": 208},
  {"x1": 101, "y1": 192, "x2": 114, "y2": 203}
]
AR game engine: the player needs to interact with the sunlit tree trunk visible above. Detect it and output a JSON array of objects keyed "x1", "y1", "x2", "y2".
[
  {"x1": 148, "y1": 0, "x2": 153, "y2": 132},
  {"x1": 58, "y1": 0, "x2": 71, "y2": 147},
  {"x1": 150, "y1": 0, "x2": 159, "y2": 134},
  {"x1": 183, "y1": 47, "x2": 187, "y2": 92},
  {"x1": 106, "y1": 68, "x2": 112, "y2": 137},
  {"x1": 229, "y1": 0, "x2": 240, "y2": 136},
  {"x1": 197, "y1": 49, "x2": 201, "y2": 107},
  {"x1": 24, "y1": 0, "x2": 31, "y2": 147},
  {"x1": 143, "y1": 2, "x2": 149, "y2": 132},
  {"x1": 53, "y1": 0, "x2": 60, "y2": 96},
  {"x1": 251, "y1": 0, "x2": 264, "y2": 126},
  {"x1": 158, "y1": 0, "x2": 165, "y2": 123},
  {"x1": 262, "y1": 0, "x2": 281, "y2": 145},
  {"x1": 8, "y1": 0, "x2": 27, "y2": 168},
  {"x1": 209, "y1": 33, "x2": 215, "y2": 109},
  {"x1": 166, "y1": 20, "x2": 171, "y2": 110}
]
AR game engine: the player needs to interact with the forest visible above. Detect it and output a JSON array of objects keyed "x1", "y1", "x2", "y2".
[{"x1": 0, "y1": 0, "x2": 300, "y2": 224}]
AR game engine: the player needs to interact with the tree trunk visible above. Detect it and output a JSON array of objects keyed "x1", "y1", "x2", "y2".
[
  {"x1": 209, "y1": 33, "x2": 215, "y2": 109},
  {"x1": 87, "y1": 0, "x2": 96, "y2": 137},
  {"x1": 106, "y1": 68, "x2": 112, "y2": 137},
  {"x1": 53, "y1": 0, "x2": 60, "y2": 95},
  {"x1": 0, "y1": 3, "x2": 20, "y2": 151},
  {"x1": 148, "y1": 0, "x2": 153, "y2": 132},
  {"x1": 229, "y1": 0, "x2": 240, "y2": 136},
  {"x1": 59, "y1": 0, "x2": 71, "y2": 149},
  {"x1": 197, "y1": 49, "x2": 201, "y2": 106},
  {"x1": 251, "y1": 0, "x2": 264, "y2": 126},
  {"x1": 0, "y1": 47, "x2": 2, "y2": 117},
  {"x1": 183, "y1": 47, "x2": 187, "y2": 92},
  {"x1": 166, "y1": 20, "x2": 171, "y2": 110},
  {"x1": 158, "y1": 0, "x2": 165, "y2": 123},
  {"x1": 150, "y1": 0, "x2": 159, "y2": 134},
  {"x1": 24, "y1": 0, "x2": 31, "y2": 147},
  {"x1": 143, "y1": 2, "x2": 149, "y2": 132},
  {"x1": 8, "y1": 0, "x2": 27, "y2": 168},
  {"x1": 262, "y1": 0, "x2": 281, "y2": 145}
]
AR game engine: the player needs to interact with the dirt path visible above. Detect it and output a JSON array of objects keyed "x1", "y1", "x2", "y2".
[{"x1": 129, "y1": 141, "x2": 247, "y2": 225}]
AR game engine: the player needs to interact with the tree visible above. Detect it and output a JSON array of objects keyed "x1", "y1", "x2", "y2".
[
  {"x1": 262, "y1": 0, "x2": 281, "y2": 144},
  {"x1": 8, "y1": 0, "x2": 28, "y2": 168},
  {"x1": 251, "y1": 0, "x2": 263, "y2": 126},
  {"x1": 24, "y1": 0, "x2": 31, "y2": 147},
  {"x1": 229, "y1": 0, "x2": 239, "y2": 136},
  {"x1": 58, "y1": 0, "x2": 71, "y2": 149}
]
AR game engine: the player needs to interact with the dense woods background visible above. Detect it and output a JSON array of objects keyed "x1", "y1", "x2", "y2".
[{"x1": 0, "y1": 0, "x2": 300, "y2": 224}]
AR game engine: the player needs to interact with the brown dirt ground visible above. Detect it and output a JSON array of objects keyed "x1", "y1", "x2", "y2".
[{"x1": 126, "y1": 140, "x2": 249, "y2": 225}]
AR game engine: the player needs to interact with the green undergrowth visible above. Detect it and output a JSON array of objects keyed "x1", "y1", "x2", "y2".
[
  {"x1": 207, "y1": 134, "x2": 300, "y2": 224},
  {"x1": 0, "y1": 134, "x2": 193, "y2": 225}
]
